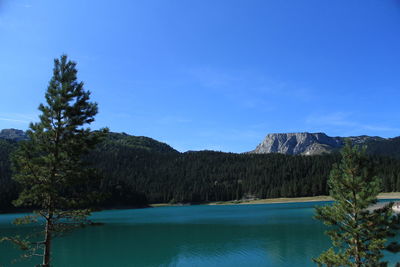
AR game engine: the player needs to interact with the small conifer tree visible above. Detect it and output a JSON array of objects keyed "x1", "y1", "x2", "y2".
[
  {"x1": 314, "y1": 141, "x2": 400, "y2": 266},
  {"x1": 2, "y1": 55, "x2": 107, "y2": 266}
]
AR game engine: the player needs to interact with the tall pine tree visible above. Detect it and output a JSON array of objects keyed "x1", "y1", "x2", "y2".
[
  {"x1": 6, "y1": 55, "x2": 107, "y2": 266},
  {"x1": 314, "y1": 141, "x2": 400, "y2": 266}
]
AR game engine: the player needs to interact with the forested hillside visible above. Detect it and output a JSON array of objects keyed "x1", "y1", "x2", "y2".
[
  {"x1": 0, "y1": 138, "x2": 18, "y2": 210},
  {"x1": 90, "y1": 148, "x2": 400, "y2": 205},
  {"x1": 1, "y1": 132, "x2": 400, "y2": 211},
  {"x1": 363, "y1": 137, "x2": 400, "y2": 159}
]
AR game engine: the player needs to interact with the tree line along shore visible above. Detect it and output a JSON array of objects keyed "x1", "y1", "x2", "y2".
[
  {"x1": 3, "y1": 137, "x2": 400, "y2": 212},
  {"x1": 150, "y1": 192, "x2": 400, "y2": 207}
]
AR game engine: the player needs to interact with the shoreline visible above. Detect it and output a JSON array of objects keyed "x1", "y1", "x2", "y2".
[
  {"x1": 2, "y1": 193, "x2": 399, "y2": 214},
  {"x1": 150, "y1": 192, "x2": 400, "y2": 208}
]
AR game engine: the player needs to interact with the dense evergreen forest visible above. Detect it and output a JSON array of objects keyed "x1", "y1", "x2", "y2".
[{"x1": 1, "y1": 133, "x2": 400, "y2": 211}]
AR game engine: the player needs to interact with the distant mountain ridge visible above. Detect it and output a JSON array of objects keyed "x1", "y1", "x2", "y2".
[
  {"x1": 250, "y1": 132, "x2": 385, "y2": 155},
  {"x1": 103, "y1": 132, "x2": 178, "y2": 154},
  {"x1": 0, "y1": 129, "x2": 28, "y2": 141},
  {"x1": 1, "y1": 128, "x2": 399, "y2": 157},
  {"x1": 0, "y1": 129, "x2": 177, "y2": 154}
]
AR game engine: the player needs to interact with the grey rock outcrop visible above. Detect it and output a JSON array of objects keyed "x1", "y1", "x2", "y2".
[
  {"x1": 0, "y1": 129, "x2": 28, "y2": 141},
  {"x1": 251, "y1": 132, "x2": 383, "y2": 155}
]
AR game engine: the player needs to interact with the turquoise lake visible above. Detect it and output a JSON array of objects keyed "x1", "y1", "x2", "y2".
[{"x1": 0, "y1": 201, "x2": 398, "y2": 267}]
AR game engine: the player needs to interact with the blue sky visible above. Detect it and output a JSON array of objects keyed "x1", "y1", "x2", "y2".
[{"x1": 1, "y1": 0, "x2": 400, "y2": 152}]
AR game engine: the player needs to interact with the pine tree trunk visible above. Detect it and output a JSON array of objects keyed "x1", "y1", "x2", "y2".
[
  {"x1": 42, "y1": 216, "x2": 52, "y2": 267},
  {"x1": 354, "y1": 242, "x2": 361, "y2": 267}
]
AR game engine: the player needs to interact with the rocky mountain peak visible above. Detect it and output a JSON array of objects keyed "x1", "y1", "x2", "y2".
[
  {"x1": 250, "y1": 132, "x2": 383, "y2": 155},
  {"x1": 0, "y1": 129, "x2": 28, "y2": 141}
]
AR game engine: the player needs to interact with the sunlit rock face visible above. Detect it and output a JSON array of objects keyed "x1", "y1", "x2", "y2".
[
  {"x1": 250, "y1": 132, "x2": 383, "y2": 155},
  {"x1": 0, "y1": 129, "x2": 28, "y2": 141}
]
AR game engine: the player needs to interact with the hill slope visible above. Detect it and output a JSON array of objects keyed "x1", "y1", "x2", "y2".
[{"x1": 103, "y1": 132, "x2": 178, "y2": 154}]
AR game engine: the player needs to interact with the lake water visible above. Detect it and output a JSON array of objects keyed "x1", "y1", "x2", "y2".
[{"x1": 0, "y1": 201, "x2": 398, "y2": 267}]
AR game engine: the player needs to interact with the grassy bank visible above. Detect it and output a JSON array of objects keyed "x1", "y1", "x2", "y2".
[{"x1": 150, "y1": 192, "x2": 400, "y2": 207}]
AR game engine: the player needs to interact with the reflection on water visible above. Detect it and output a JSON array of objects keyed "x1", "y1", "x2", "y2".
[{"x1": 0, "y1": 202, "x2": 397, "y2": 267}]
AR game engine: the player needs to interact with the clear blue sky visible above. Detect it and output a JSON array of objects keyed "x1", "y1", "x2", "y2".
[{"x1": 1, "y1": 0, "x2": 400, "y2": 152}]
